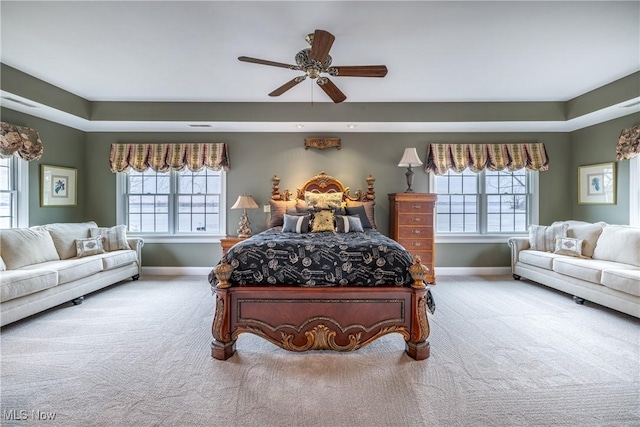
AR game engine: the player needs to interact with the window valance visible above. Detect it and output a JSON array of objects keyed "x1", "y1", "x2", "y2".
[
  {"x1": 616, "y1": 125, "x2": 640, "y2": 160},
  {"x1": 0, "y1": 122, "x2": 44, "y2": 161},
  {"x1": 424, "y1": 143, "x2": 549, "y2": 175},
  {"x1": 109, "y1": 143, "x2": 229, "y2": 173}
]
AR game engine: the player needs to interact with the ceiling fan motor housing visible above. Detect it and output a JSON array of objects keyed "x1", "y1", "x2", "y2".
[{"x1": 295, "y1": 48, "x2": 332, "y2": 79}]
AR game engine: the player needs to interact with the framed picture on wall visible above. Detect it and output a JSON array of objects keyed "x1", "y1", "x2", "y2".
[
  {"x1": 578, "y1": 162, "x2": 616, "y2": 205},
  {"x1": 40, "y1": 165, "x2": 77, "y2": 207}
]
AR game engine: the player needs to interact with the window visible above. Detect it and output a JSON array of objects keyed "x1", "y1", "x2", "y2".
[
  {"x1": 433, "y1": 168, "x2": 537, "y2": 237},
  {"x1": 117, "y1": 168, "x2": 226, "y2": 240},
  {"x1": 0, "y1": 156, "x2": 28, "y2": 229}
]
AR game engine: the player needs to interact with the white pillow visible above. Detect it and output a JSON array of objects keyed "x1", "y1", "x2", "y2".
[
  {"x1": 554, "y1": 237, "x2": 583, "y2": 257},
  {"x1": 592, "y1": 225, "x2": 640, "y2": 267},
  {"x1": 0, "y1": 228, "x2": 60, "y2": 269},
  {"x1": 90, "y1": 225, "x2": 130, "y2": 252},
  {"x1": 76, "y1": 237, "x2": 105, "y2": 257},
  {"x1": 529, "y1": 223, "x2": 568, "y2": 252}
]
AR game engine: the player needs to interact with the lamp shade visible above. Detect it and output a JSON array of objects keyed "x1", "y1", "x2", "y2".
[
  {"x1": 398, "y1": 147, "x2": 423, "y2": 167},
  {"x1": 231, "y1": 195, "x2": 259, "y2": 210}
]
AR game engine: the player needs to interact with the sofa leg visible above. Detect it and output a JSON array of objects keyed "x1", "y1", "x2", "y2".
[
  {"x1": 513, "y1": 274, "x2": 521, "y2": 280},
  {"x1": 132, "y1": 274, "x2": 140, "y2": 281},
  {"x1": 573, "y1": 295, "x2": 585, "y2": 305},
  {"x1": 71, "y1": 296, "x2": 84, "y2": 305}
]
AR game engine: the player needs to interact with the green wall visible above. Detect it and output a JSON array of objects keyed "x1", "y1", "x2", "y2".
[
  {"x1": 571, "y1": 114, "x2": 639, "y2": 224},
  {"x1": 3, "y1": 105, "x2": 636, "y2": 269},
  {"x1": 1, "y1": 109, "x2": 86, "y2": 225}
]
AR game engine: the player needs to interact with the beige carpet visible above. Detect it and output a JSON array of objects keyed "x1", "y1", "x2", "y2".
[{"x1": 1, "y1": 275, "x2": 638, "y2": 427}]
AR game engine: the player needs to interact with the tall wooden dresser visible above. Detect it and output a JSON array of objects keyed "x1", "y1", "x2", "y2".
[{"x1": 388, "y1": 193, "x2": 437, "y2": 284}]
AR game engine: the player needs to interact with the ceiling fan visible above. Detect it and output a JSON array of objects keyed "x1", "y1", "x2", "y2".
[{"x1": 238, "y1": 29, "x2": 388, "y2": 103}]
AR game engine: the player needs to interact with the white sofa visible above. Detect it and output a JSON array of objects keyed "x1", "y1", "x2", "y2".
[
  {"x1": 0, "y1": 222, "x2": 143, "y2": 327},
  {"x1": 508, "y1": 220, "x2": 640, "y2": 318}
]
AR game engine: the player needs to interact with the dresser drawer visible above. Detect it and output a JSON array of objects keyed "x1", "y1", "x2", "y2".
[
  {"x1": 397, "y1": 201, "x2": 432, "y2": 212},
  {"x1": 397, "y1": 227, "x2": 434, "y2": 239},
  {"x1": 398, "y1": 239, "x2": 433, "y2": 251},
  {"x1": 398, "y1": 213, "x2": 432, "y2": 225},
  {"x1": 404, "y1": 249, "x2": 433, "y2": 266}
]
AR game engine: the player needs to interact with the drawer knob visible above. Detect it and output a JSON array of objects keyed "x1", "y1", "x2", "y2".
[
  {"x1": 412, "y1": 242, "x2": 422, "y2": 247},
  {"x1": 412, "y1": 229, "x2": 421, "y2": 234},
  {"x1": 412, "y1": 217, "x2": 421, "y2": 222},
  {"x1": 412, "y1": 204, "x2": 421, "y2": 209}
]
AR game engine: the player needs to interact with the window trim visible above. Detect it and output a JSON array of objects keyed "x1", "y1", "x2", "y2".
[
  {"x1": 116, "y1": 169, "x2": 227, "y2": 243},
  {"x1": 0, "y1": 157, "x2": 29, "y2": 228},
  {"x1": 429, "y1": 170, "x2": 539, "y2": 243}
]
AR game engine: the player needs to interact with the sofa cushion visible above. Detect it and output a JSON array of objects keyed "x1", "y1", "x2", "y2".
[
  {"x1": 44, "y1": 222, "x2": 97, "y2": 260},
  {"x1": 601, "y1": 269, "x2": 640, "y2": 297},
  {"x1": 552, "y1": 257, "x2": 636, "y2": 285},
  {"x1": 90, "y1": 225, "x2": 131, "y2": 252},
  {"x1": 0, "y1": 228, "x2": 60, "y2": 269},
  {"x1": 0, "y1": 269, "x2": 58, "y2": 302},
  {"x1": 529, "y1": 223, "x2": 568, "y2": 252},
  {"x1": 519, "y1": 250, "x2": 563, "y2": 270},
  {"x1": 567, "y1": 222, "x2": 606, "y2": 258},
  {"x1": 19, "y1": 257, "x2": 103, "y2": 285},
  {"x1": 0, "y1": 256, "x2": 5, "y2": 271},
  {"x1": 100, "y1": 250, "x2": 138, "y2": 271},
  {"x1": 592, "y1": 225, "x2": 640, "y2": 267}
]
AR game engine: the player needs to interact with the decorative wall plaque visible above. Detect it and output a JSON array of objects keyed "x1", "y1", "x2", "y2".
[{"x1": 304, "y1": 137, "x2": 341, "y2": 151}]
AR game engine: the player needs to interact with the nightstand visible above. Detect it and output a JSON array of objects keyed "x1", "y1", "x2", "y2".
[
  {"x1": 388, "y1": 193, "x2": 437, "y2": 284},
  {"x1": 220, "y1": 236, "x2": 247, "y2": 256}
]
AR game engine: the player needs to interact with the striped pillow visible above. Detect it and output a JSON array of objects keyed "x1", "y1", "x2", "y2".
[
  {"x1": 335, "y1": 215, "x2": 364, "y2": 233},
  {"x1": 282, "y1": 214, "x2": 310, "y2": 233},
  {"x1": 90, "y1": 225, "x2": 130, "y2": 252},
  {"x1": 529, "y1": 223, "x2": 568, "y2": 252}
]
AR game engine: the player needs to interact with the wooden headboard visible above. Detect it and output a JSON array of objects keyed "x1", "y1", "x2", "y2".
[{"x1": 271, "y1": 171, "x2": 375, "y2": 202}]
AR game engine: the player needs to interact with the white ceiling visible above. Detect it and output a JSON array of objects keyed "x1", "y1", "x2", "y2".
[{"x1": 1, "y1": 1, "x2": 639, "y2": 131}]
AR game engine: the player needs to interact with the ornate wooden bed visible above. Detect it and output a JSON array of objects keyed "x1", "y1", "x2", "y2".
[{"x1": 210, "y1": 172, "x2": 434, "y2": 360}]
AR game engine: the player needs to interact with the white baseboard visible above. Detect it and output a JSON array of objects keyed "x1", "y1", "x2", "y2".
[
  {"x1": 142, "y1": 266, "x2": 512, "y2": 276},
  {"x1": 435, "y1": 267, "x2": 511, "y2": 276},
  {"x1": 142, "y1": 266, "x2": 212, "y2": 276}
]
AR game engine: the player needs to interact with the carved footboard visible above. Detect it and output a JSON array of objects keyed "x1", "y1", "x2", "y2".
[{"x1": 211, "y1": 258, "x2": 432, "y2": 360}]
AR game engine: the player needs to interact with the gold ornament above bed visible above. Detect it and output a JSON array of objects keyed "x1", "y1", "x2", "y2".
[{"x1": 271, "y1": 171, "x2": 375, "y2": 202}]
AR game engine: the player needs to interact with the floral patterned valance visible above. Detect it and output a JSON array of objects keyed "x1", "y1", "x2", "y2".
[
  {"x1": 109, "y1": 143, "x2": 230, "y2": 173},
  {"x1": 616, "y1": 125, "x2": 640, "y2": 160},
  {"x1": 0, "y1": 122, "x2": 44, "y2": 161},
  {"x1": 424, "y1": 143, "x2": 549, "y2": 175}
]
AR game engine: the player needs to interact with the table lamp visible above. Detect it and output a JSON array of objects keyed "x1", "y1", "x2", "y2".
[
  {"x1": 398, "y1": 147, "x2": 423, "y2": 192},
  {"x1": 231, "y1": 194, "x2": 259, "y2": 237}
]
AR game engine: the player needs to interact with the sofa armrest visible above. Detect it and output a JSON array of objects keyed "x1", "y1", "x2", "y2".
[
  {"x1": 127, "y1": 237, "x2": 144, "y2": 275},
  {"x1": 507, "y1": 237, "x2": 530, "y2": 273}
]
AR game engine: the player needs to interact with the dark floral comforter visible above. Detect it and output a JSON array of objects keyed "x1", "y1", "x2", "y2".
[{"x1": 209, "y1": 228, "x2": 415, "y2": 287}]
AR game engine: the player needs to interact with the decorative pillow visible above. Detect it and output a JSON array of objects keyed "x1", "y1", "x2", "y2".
[
  {"x1": 76, "y1": 237, "x2": 105, "y2": 257},
  {"x1": 311, "y1": 209, "x2": 335, "y2": 233},
  {"x1": 554, "y1": 237, "x2": 583, "y2": 257},
  {"x1": 528, "y1": 223, "x2": 568, "y2": 252},
  {"x1": 567, "y1": 222, "x2": 605, "y2": 258},
  {"x1": 305, "y1": 191, "x2": 343, "y2": 210},
  {"x1": 0, "y1": 228, "x2": 60, "y2": 269},
  {"x1": 344, "y1": 205, "x2": 373, "y2": 229},
  {"x1": 90, "y1": 225, "x2": 130, "y2": 252},
  {"x1": 44, "y1": 222, "x2": 98, "y2": 260},
  {"x1": 0, "y1": 256, "x2": 5, "y2": 271},
  {"x1": 282, "y1": 214, "x2": 311, "y2": 233},
  {"x1": 335, "y1": 215, "x2": 364, "y2": 233},
  {"x1": 269, "y1": 199, "x2": 297, "y2": 228},
  {"x1": 345, "y1": 200, "x2": 376, "y2": 229}
]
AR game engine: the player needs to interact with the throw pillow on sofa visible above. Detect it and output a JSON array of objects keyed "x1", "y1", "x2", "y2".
[
  {"x1": 529, "y1": 223, "x2": 569, "y2": 252},
  {"x1": 554, "y1": 237, "x2": 583, "y2": 257},
  {"x1": 76, "y1": 237, "x2": 105, "y2": 257},
  {"x1": 0, "y1": 228, "x2": 60, "y2": 269},
  {"x1": 90, "y1": 225, "x2": 130, "y2": 252}
]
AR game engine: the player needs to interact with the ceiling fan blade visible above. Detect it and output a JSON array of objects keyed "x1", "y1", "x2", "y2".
[
  {"x1": 309, "y1": 29, "x2": 335, "y2": 63},
  {"x1": 238, "y1": 56, "x2": 298, "y2": 70},
  {"x1": 330, "y1": 65, "x2": 388, "y2": 78},
  {"x1": 269, "y1": 76, "x2": 306, "y2": 97},
  {"x1": 317, "y1": 78, "x2": 346, "y2": 103}
]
